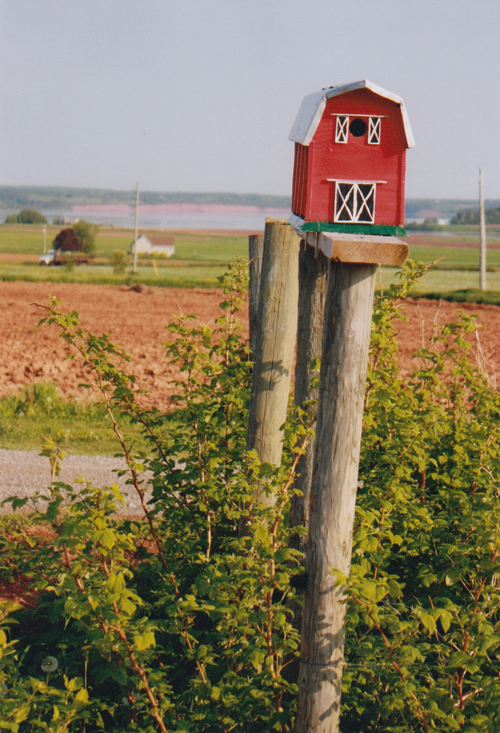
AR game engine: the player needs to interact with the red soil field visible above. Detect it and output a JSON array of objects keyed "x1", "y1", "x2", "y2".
[{"x1": 0, "y1": 281, "x2": 498, "y2": 411}]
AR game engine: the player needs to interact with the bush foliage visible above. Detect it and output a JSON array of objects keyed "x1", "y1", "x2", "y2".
[
  {"x1": 52, "y1": 228, "x2": 81, "y2": 253},
  {"x1": 73, "y1": 221, "x2": 98, "y2": 255},
  {"x1": 110, "y1": 250, "x2": 130, "y2": 274},
  {"x1": 4, "y1": 209, "x2": 48, "y2": 225},
  {"x1": 0, "y1": 259, "x2": 499, "y2": 731},
  {"x1": 451, "y1": 206, "x2": 500, "y2": 225}
]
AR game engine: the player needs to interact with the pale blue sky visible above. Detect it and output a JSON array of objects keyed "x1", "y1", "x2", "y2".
[{"x1": 1, "y1": 0, "x2": 499, "y2": 199}]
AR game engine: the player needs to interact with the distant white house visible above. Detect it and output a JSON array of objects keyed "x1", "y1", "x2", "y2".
[{"x1": 131, "y1": 233, "x2": 175, "y2": 257}]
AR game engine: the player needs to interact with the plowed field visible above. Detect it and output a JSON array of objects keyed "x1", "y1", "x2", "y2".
[{"x1": 0, "y1": 281, "x2": 499, "y2": 411}]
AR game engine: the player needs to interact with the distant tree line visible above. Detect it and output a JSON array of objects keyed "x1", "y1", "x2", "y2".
[
  {"x1": 4, "y1": 208, "x2": 98, "y2": 255},
  {"x1": 0, "y1": 185, "x2": 292, "y2": 210},
  {"x1": 450, "y1": 206, "x2": 500, "y2": 225},
  {"x1": 5, "y1": 186, "x2": 500, "y2": 220},
  {"x1": 5, "y1": 208, "x2": 47, "y2": 224},
  {"x1": 405, "y1": 217, "x2": 441, "y2": 231}
]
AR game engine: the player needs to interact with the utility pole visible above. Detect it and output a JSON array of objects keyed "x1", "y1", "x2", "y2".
[
  {"x1": 479, "y1": 166, "x2": 487, "y2": 291},
  {"x1": 133, "y1": 182, "x2": 139, "y2": 274}
]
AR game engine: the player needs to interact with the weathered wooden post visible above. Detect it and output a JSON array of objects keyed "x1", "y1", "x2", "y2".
[
  {"x1": 295, "y1": 257, "x2": 376, "y2": 732},
  {"x1": 248, "y1": 233, "x2": 264, "y2": 355},
  {"x1": 246, "y1": 219, "x2": 301, "y2": 507},
  {"x1": 289, "y1": 241, "x2": 329, "y2": 550},
  {"x1": 287, "y1": 80, "x2": 414, "y2": 732}
]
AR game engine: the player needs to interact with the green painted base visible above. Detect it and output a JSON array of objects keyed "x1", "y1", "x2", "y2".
[{"x1": 301, "y1": 221, "x2": 407, "y2": 237}]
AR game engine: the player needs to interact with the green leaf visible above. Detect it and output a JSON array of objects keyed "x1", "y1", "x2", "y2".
[
  {"x1": 210, "y1": 686, "x2": 221, "y2": 700},
  {"x1": 134, "y1": 630, "x2": 156, "y2": 651},
  {"x1": 438, "y1": 609, "x2": 453, "y2": 633},
  {"x1": 75, "y1": 688, "x2": 89, "y2": 703}
]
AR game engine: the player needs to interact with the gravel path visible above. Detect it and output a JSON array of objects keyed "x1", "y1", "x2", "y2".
[{"x1": 0, "y1": 448, "x2": 150, "y2": 515}]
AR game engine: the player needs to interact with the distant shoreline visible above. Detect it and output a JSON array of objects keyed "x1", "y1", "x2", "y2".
[
  {"x1": 0, "y1": 185, "x2": 292, "y2": 212},
  {"x1": 72, "y1": 203, "x2": 290, "y2": 215},
  {"x1": 1, "y1": 184, "x2": 500, "y2": 221}
]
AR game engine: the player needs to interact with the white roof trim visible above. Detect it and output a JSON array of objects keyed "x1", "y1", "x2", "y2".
[
  {"x1": 288, "y1": 213, "x2": 306, "y2": 231},
  {"x1": 289, "y1": 80, "x2": 415, "y2": 149}
]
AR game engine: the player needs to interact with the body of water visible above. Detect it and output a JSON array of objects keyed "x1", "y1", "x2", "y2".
[{"x1": 1, "y1": 209, "x2": 290, "y2": 231}]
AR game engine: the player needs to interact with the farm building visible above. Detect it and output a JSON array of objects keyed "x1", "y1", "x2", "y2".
[
  {"x1": 288, "y1": 80, "x2": 415, "y2": 235},
  {"x1": 130, "y1": 234, "x2": 175, "y2": 257}
]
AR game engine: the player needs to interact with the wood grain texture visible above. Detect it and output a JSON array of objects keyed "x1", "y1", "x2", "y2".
[
  {"x1": 295, "y1": 261, "x2": 376, "y2": 733},
  {"x1": 290, "y1": 241, "x2": 329, "y2": 549},
  {"x1": 246, "y1": 219, "x2": 301, "y2": 507},
  {"x1": 306, "y1": 231, "x2": 408, "y2": 265},
  {"x1": 248, "y1": 234, "x2": 264, "y2": 355}
]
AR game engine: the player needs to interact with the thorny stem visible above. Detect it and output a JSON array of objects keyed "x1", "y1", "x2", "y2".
[
  {"x1": 114, "y1": 623, "x2": 169, "y2": 733},
  {"x1": 58, "y1": 544, "x2": 142, "y2": 721},
  {"x1": 352, "y1": 595, "x2": 430, "y2": 733},
  {"x1": 100, "y1": 383, "x2": 172, "y2": 572},
  {"x1": 181, "y1": 614, "x2": 208, "y2": 687},
  {"x1": 62, "y1": 543, "x2": 85, "y2": 593},
  {"x1": 205, "y1": 497, "x2": 212, "y2": 561},
  {"x1": 455, "y1": 575, "x2": 488, "y2": 711},
  {"x1": 263, "y1": 434, "x2": 309, "y2": 696},
  {"x1": 193, "y1": 417, "x2": 206, "y2": 483},
  {"x1": 98, "y1": 557, "x2": 168, "y2": 731},
  {"x1": 38, "y1": 304, "x2": 178, "y2": 590}
]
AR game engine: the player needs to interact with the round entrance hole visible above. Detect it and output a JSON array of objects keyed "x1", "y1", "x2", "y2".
[{"x1": 349, "y1": 118, "x2": 367, "y2": 137}]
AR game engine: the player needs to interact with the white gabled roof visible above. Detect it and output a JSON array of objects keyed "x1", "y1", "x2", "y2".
[{"x1": 288, "y1": 80, "x2": 415, "y2": 148}]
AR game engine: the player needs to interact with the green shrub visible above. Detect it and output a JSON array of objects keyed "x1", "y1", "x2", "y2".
[
  {"x1": 63, "y1": 253, "x2": 76, "y2": 272},
  {"x1": 1, "y1": 259, "x2": 499, "y2": 731},
  {"x1": 73, "y1": 220, "x2": 98, "y2": 255},
  {"x1": 0, "y1": 260, "x2": 306, "y2": 731},
  {"x1": 4, "y1": 214, "x2": 19, "y2": 224},
  {"x1": 341, "y1": 261, "x2": 500, "y2": 731},
  {"x1": 110, "y1": 249, "x2": 130, "y2": 274},
  {"x1": 18, "y1": 209, "x2": 47, "y2": 225},
  {"x1": 0, "y1": 382, "x2": 62, "y2": 417}
]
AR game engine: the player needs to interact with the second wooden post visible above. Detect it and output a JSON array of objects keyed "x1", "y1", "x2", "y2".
[
  {"x1": 295, "y1": 260, "x2": 377, "y2": 733},
  {"x1": 246, "y1": 219, "x2": 301, "y2": 506}
]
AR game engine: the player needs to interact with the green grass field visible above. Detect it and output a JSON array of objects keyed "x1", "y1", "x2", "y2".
[
  {"x1": 408, "y1": 243, "x2": 500, "y2": 268},
  {"x1": 380, "y1": 266, "x2": 500, "y2": 297},
  {"x1": 0, "y1": 226, "x2": 49, "y2": 254},
  {"x1": 0, "y1": 261, "x2": 229, "y2": 288},
  {"x1": 2, "y1": 222, "x2": 500, "y2": 301},
  {"x1": 0, "y1": 224, "x2": 248, "y2": 260},
  {"x1": 0, "y1": 383, "x2": 151, "y2": 454}
]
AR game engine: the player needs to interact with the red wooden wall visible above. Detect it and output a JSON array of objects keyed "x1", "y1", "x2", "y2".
[{"x1": 292, "y1": 88, "x2": 407, "y2": 227}]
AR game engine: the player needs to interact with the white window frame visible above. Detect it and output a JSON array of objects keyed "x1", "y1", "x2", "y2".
[
  {"x1": 335, "y1": 115, "x2": 349, "y2": 143},
  {"x1": 368, "y1": 117, "x2": 381, "y2": 145},
  {"x1": 334, "y1": 182, "x2": 376, "y2": 224}
]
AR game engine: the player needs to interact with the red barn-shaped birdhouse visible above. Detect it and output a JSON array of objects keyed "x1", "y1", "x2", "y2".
[{"x1": 288, "y1": 80, "x2": 414, "y2": 236}]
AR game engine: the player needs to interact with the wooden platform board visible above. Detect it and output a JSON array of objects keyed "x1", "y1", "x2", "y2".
[{"x1": 304, "y1": 231, "x2": 408, "y2": 266}]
